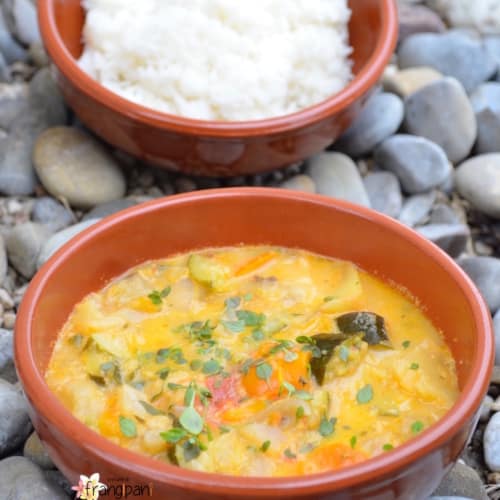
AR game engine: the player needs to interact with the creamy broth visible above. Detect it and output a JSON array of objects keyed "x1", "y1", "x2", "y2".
[{"x1": 46, "y1": 246, "x2": 459, "y2": 477}]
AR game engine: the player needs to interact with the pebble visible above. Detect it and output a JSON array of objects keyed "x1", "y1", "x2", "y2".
[
  {"x1": 455, "y1": 154, "x2": 500, "y2": 219},
  {"x1": 0, "y1": 8, "x2": 26, "y2": 64},
  {"x1": 5, "y1": 222, "x2": 50, "y2": 279},
  {"x1": 28, "y1": 43, "x2": 49, "y2": 68},
  {"x1": 484, "y1": 412, "x2": 500, "y2": 472},
  {"x1": 399, "y1": 191, "x2": 436, "y2": 227},
  {"x1": 32, "y1": 196, "x2": 74, "y2": 232},
  {"x1": 279, "y1": 175, "x2": 316, "y2": 193},
  {"x1": 3, "y1": 312, "x2": 15, "y2": 330},
  {"x1": 23, "y1": 432, "x2": 54, "y2": 470},
  {"x1": 417, "y1": 224, "x2": 469, "y2": 258},
  {"x1": 0, "y1": 289, "x2": 14, "y2": 310},
  {"x1": 175, "y1": 177, "x2": 198, "y2": 193},
  {"x1": 459, "y1": 256, "x2": 500, "y2": 312},
  {"x1": 0, "y1": 328, "x2": 15, "y2": 383},
  {"x1": 494, "y1": 309, "x2": 500, "y2": 365},
  {"x1": 33, "y1": 127, "x2": 126, "y2": 209},
  {"x1": 363, "y1": 171, "x2": 403, "y2": 218},
  {"x1": 398, "y1": 3, "x2": 446, "y2": 43},
  {"x1": 429, "y1": 497, "x2": 475, "y2": 500},
  {"x1": 2, "y1": 0, "x2": 42, "y2": 45},
  {"x1": 485, "y1": 36, "x2": 500, "y2": 69},
  {"x1": 306, "y1": 153, "x2": 370, "y2": 207},
  {"x1": 333, "y1": 92, "x2": 404, "y2": 157},
  {"x1": 404, "y1": 78, "x2": 477, "y2": 164},
  {"x1": 383, "y1": 66, "x2": 443, "y2": 98},
  {"x1": 470, "y1": 83, "x2": 500, "y2": 154},
  {"x1": 0, "y1": 235, "x2": 6, "y2": 286},
  {"x1": 480, "y1": 395, "x2": 494, "y2": 422},
  {"x1": 0, "y1": 456, "x2": 67, "y2": 499},
  {"x1": 36, "y1": 218, "x2": 101, "y2": 269},
  {"x1": 0, "y1": 379, "x2": 31, "y2": 457},
  {"x1": 82, "y1": 198, "x2": 138, "y2": 221},
  {"x1": 399, "y1": 32, "x2": 497, "y2": 92},
  {"x1": 432, "y1": 462, "x2": 489, "y2": 500},
  {"x1": 375, "y1": 135, "x2": 452, "y2": 194},
  {"x1": 430, "y1": 204, "x2": 462, "y2": 225},
  {"x1": 0, "y1": 82, "x2": 29, "y2": 130}
]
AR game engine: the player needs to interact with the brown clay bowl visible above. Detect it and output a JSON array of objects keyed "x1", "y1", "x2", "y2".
[
  {"x1": 37, "y1": 0, "x2": 398, "y2": 177},
  {"x1": 15, "y1": 188, "x2": 493, "y2": 499}
]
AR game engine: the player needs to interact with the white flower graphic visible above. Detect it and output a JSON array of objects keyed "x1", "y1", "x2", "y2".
[{"x1": 72, "y1": 472, "x2": 107, "y2": 500}]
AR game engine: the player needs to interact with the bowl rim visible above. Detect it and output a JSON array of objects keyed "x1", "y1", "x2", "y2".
[
  {"x1": 15, "y1": 188, "x2": 493, "y2": 496},
  {"x1": 38, "y1": 0, "x2": 398, "y2": 137}
]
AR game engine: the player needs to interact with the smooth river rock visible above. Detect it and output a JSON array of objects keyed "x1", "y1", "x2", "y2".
[
  {"x1": 399, "y1": 191, "x2": 436, "y2": 227},
  {"x1": 375, "y1": 134, "x2": 452, "y2": 194},
  {"x1": 459, "y1": 256, "x2": 500, "y2": 312},
  {"x1": 383, "y1": 66, "x2": 443, "y2": 98},
  {"x1": 363, "y1": 171, "x2": 403, "y2": 218},
  {"x1": 0, "y1": 379, "x2": 31, "y2": 457},
  {"x1": 0, "y1": 8, "x2": 26, "y2": 64},
  {"x1": 470, "y1": 83, "x2": 500, "y2": 154},
  {"x1": 432, "y1": 462, "x2": 489, "y2": 500},
  {"x1": 417, "y1": 224, "x2": 469, "y2": 258},
  {"x1": 279, "y1": 175, "x2": 316, "y2": 194},
  {"x1": 0, "y1": 456, "x2": 67, "y2": 499},
  {"x1": 2, "y1": 0, "x2": 41, "y2": 45},
  {"x1": 399, "y1": 31, "x2": 497, "y2": 92},
  {"x1": 494, "y1": 309, "x2": 500, "y2": 365},
  {"x1": 430, "y1": 204, "x2": 462, "y2": 225},
  {"x1": 0, "y1": 235, "x2": 6, "y2": 286},
  {"x1": 455, "y1": 154, "x2": 500, "y2": 219},
  {"x1": 404, "y1": 78, "x2": 477, "y2": 164},
  {"x1": 334, "y1": 92, "x2": 404, "y2": 157},
  {"x1": 398, "y1": 3, "x2": 446, "y2": 43},
  {"x1": 484, "y1": 412, "x2": 500, "y2": 471},
  {"x1": 31, "y1": 196, "x2": 74, "y2": 232},
  {"x1": 33, "y1": 127, "x2": 126, "y2": 209},
  {"x1": 23, "y1": 432, "x2": 54, "y2": 470},
  {"x1": 82, "y1": 198, "x2": 140, "y2": 221},
  {"x1": 0, "y1": 328, "x2": 15, "y2": 383},
  {"x1": 306, "y1": 152, "x2": 370, "y2": 207}
]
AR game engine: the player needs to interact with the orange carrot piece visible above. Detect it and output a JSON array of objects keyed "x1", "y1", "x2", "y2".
[{"x1": 234, "y1": 252, "x2": 276, "y2": 277}]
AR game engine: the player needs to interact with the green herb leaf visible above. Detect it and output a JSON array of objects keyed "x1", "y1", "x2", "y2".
[
  {"x1": 156, "y1": 348, "x2": 170, "y2": 363},
  {"x1": 356, "y1": 384, "x2": 374, "y2": 404},
  {"x1": 202, "y1": 359, "x2": 221, "y2": 375},
  {"x1": 299, "y1": 443, "x2": 315, "y2": 454},
  {"x1": 139, "y1": 401, "x2": 165, "y2": 416},
  {"x1": 296, "y1": 406, "x2": 305, "y2": 419},
  {"x1": 243, "y1": 293, "x2": 253, "y2": 301},
  {"x1": 119, "y1": 416, "x2": 137, "y2": 438},
  {"x1": 411, "y1": 421, "x2": 424, "y2": 434},
  {"x1": 284, "y1": 448, "x2": 297, "y2": 459},
  {"x1": 284, "y1": 350, "x2": 298, "y2": 362},
  {"x1": 225, "y1": 297, "x2": 241, "y2": 309},
  {"x1": 222, "y1": 320, "x2": 245, "y2": 333},
  {"x1": 160, "y1": 428, "x2": 186, "y2": 443},
  {"x1": 190, "y1": 359, "x2": 203, "y2": 371},
  {"x1": 319, "y1": 416, "x2": 337, "y2": 437},
  {"x1": 184, "y1": 385, "x2": 196, "y2": 407},
  {"x1": 295, "y1": 390, "x2": 313, "y2": 401},
  {"x1": 256, "y1": 362, "x2": 273, "y2": 381},
  {"x1": 295, "y1": 335, "x2": 314, "y2": 344},
  {"x1": 240, "y1": 359, "x2": 253, "y2": 375},
  {"x1": 350, "y1": 435, "x2": 357, "y2": 449},
  {"x1": 179, "y1": 407, "x2": 204, "y2": 435},
  {"x1": 157, "y1": 367, "x2": 169, "y2": 380},
  {"x1": 402, "y1": 340, "x2": 411, "y2": 349},
  {"x1": 410, "y1": 362, "x2": 419, "y2": 370},
  {"x1": 382, "y1": 443, "x2": 393, "y2": 451},
  {"x1": 281, "y1": 381, "x2": 296, "y2": 395},
  {"x1": 236, "y1": 310, "x2": 265, "y2": 327},
  {"x1": 252, "y1": 329, "x2": 265, "y2": 341},
  {"x1": 167, "y1": 382, "x2": 185, "y2": 390},
  {"x1": 219, "y1": 425, "x2": 231, "y2": 434},
  {"x1": 261, "y1": 440, "x2": 271, "y2": 452}
]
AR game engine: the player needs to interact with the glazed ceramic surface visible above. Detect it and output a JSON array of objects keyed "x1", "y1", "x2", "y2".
[
  {"x1": 38, "y1": 0, "x2": 398, "y2": 176},
  {"x1": 15, "y1": 189, "x2": 493, "y2": 500}
]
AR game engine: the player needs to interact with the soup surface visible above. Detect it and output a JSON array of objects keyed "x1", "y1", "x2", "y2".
[{"x1": 46, "y1": 246, "x2": 459, "y2": 477}]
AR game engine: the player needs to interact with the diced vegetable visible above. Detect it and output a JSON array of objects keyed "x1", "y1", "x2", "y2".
[
  {"x1": 188, "y1": 254, "x2": 229, "y2": 289},
  {"x1": 92, "y1": 332, "x2": 131, "y2": 358},
  {"x1": 336, "y1": 312, "x2": 391, "y2": 346}
]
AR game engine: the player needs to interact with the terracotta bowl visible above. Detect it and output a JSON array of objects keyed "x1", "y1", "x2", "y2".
[
  {"x1": 37, "y1": 0, "x2": 398, "y2": 177},
  {"x1": 15, "y1": 188, "x2": 493, "y2": 499}
]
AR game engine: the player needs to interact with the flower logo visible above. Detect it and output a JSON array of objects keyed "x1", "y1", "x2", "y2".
[{"x1": 72, "y1": 473, "x2": 107, "y2": 500}]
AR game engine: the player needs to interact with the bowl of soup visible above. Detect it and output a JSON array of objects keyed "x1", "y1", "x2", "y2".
[
  {"x1": 37, "y1": 0, "x2": 397, "y2": 176},
  {"x1": 15, "y1": 188, "x2": 493, "y2": 499}
]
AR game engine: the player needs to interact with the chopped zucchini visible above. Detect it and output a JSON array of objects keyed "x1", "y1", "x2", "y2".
[
  {"x1": 92, "y1": 332, "x2": 131, "y2": 358},
  {"x1": 188, "y1": 254, "x2": 229, "y2": 290}
]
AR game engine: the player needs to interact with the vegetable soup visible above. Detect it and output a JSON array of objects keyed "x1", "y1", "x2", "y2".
[{"x1": 45, "y1": 246, "x2": 459, "y2": 477}]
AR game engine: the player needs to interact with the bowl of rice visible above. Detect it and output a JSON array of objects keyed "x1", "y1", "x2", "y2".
[{"x1": 38, "y1": 0, "x2": 398, "y2": 176}]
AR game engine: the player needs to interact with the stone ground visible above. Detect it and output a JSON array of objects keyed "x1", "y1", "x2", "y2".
[{"x1": 1, "y1": 0, "x2": 500, "y2": 498}]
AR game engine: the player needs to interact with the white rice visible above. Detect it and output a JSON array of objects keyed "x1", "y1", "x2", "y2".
[{"x1": 79, "y1": 0, "x2": 352, "y2": 121}]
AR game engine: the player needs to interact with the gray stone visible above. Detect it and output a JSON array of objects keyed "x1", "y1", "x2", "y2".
[
  {"x1": 430, "y1": 204, "x2": 462, "y2": 225},
  {"x1": 429, "y1": 497, "x2": 475, "y2": 500},
  {"x1": 82, "y1": 198, "x2": 138, "y2": 221},
  {"x1": 417, "y1": 224, "x2": 469, "y2": 258},
  {"x1": 399, "y1": 191, "x2": 436, "y2": 227},
  {"x1": 28, "y1": 43, "x2": 49, "y2": 68},
  {"x1": 432, "y1": 462, "x2": 488, "y2": 500},
  {"x1": 0, "y1": 380, "x2": 31, "y2": 457},
  {"x1": 0, "y1": 82, "x2": 29, "y2": 130},
  {"x1": 398, "y1": 4, "x2": 446, "y2": 43},
  {"x1": 0, "y1": 8, "x2": 26, "y2": 64},
  {"x1": 399, "y1": 32, "x2": 497, "y2": 92},
  {"x1": 383, "y1": 66, "x2": 443, "y2": 98},
  {"x1": 484, "y1": 412, "x2": 500, "y2": 471},
  {"x1": 334, "y1": 92, "x2": 404, "y2": 157},
  {"x1": 34, "y1": 127, "x2": 126, "y2": 209},
  {"x1": 494, "y1": 309, "x2": 500, "y2": 365},
  {"x1": 2, "y1": 0, "x2": 42, "y2": 45},
  {"x1": 32, "y1": 197, "x2": 74, "y2": 232},
  {"x1": 480, "y1": 395, "x2": 494, "y2": 422},
  {"x1": 6, "y1": 222, "x2": 50, "y2": 278},
  {"x1": 0, "y1": 329, "x2": 15, "y2": 383},
  {"x1": 363, "y1": 171, "x2": 403, "y2": 217},
  {"x1": 470, "y1": 83, "x2": 500, "y2": 154},
  {"x1": 375, "y1": 135, "x2": 452, "y2": 194},
  {"x1": 404, "y1": 78, "x2": 477, "y2": 164},
  {"x1": 455, "y1": 154, "x2": 500, "y2": 219},
  {"x1": 37, "y1": 218, "x2": 101, "y2": 269},
  {"x1": 306, "y1": 152, "x2": 370, "y2": 207},
  {"x1": 0, "y1": 456, "x2": 67, "y2": 499},
  {"x1": 459, "y1": 256, "x2": 500, "y2": 312},
  {"x1": 23, "y1": 432, "x2": 54, "y2": 470},
  {"x1": 0, "y1": 235, "x2": 6, "y2": 286},
  {"x1": 0, "y1": 52, "x2": 9, "y2": 82},
  {"x1": 279, "y1": 175, "x2": 316, "y2": 193},
  {"x1": 485, "y1": 36, "x2": 500, "y2": 71},
  {"x1": 44, "y1": 470, "x2": 73, "y2": 497}
]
